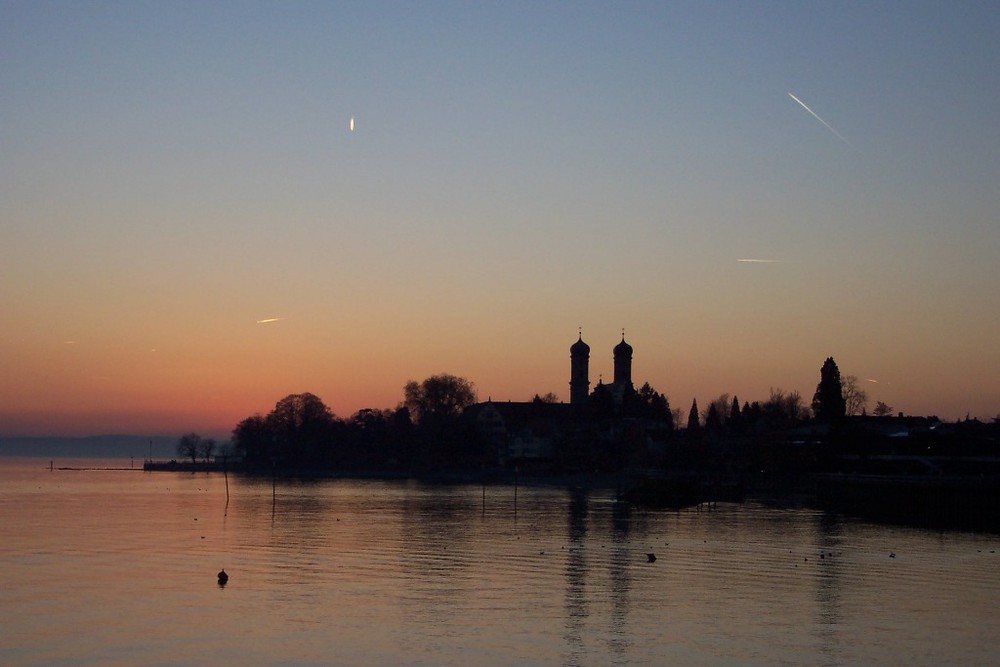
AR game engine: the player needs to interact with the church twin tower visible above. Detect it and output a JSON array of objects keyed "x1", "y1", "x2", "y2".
[{"x1": 569, "y1": 332, "x2": 633, "y2": 406}]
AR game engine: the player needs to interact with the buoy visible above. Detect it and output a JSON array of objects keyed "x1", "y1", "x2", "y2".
[{"x1": 217, "y1": 569, "x2": 229, "y2": 585}]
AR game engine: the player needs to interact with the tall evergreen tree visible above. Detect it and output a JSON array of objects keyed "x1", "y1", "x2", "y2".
[
  {"x1": 705, "y1": 403, "x2": 722, "y2": 432},
  {"x1": 812, "y1": 357, "x2": 847, "y2": 422},
  {"x1": 687, "y1": 398, "x2": 700, "y2": 431},
  {"x1": 729, "y1": 395, "x2": 743, "y2": 433}
]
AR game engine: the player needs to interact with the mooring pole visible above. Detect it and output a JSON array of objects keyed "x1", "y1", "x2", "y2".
[{"x1": 514, "y1": 465, "x2": 518, "y2": 519}]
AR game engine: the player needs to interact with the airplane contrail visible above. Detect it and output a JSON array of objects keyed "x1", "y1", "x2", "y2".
[
  {"x1": 256, "y1": 317, "x2": 286, "y2": 324},
  {"x1": 737, "y1": 258, "x2": 789, "y2": 263},
  {"x1": 788, "y1": 92, "x2": 852, "y2": 147}
]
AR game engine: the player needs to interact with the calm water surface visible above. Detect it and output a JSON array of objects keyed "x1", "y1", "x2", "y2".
[{"x1": 2, "y1": 457, "x2": 999, "y2": 666}]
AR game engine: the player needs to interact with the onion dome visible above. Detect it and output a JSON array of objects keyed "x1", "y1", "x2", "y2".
[
  {"x1": 614, "y1": 336, "x2": 633, "y2": 357},
  {"x1": 570, "y1": 335, "x2": 590, "y2": 356}
]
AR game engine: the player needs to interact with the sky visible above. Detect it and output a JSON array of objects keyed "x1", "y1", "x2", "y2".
[{"x1": 2, "y1": 1, "x2": 999, "y2": 438}]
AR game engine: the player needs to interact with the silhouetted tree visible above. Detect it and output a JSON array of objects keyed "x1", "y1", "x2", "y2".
[
  {"x1": 199, "y1": 437, "x2": 216, "y2": 462},
  {"x1": 741, "y1": 401, "x2": 763, "y2": 433},
  {"x1": 403, "y1": 374, "x2": 477, "y2": 465},
  {"x1": 729, "y1": 396, "x2": 744, "y2": 433},
  {"x1": 687, "y1": 399, "x2": 700, "y2": 431},
  {"x1": 841, "y1": 375, "x2": 868, "y2": 416},
  {"x1": 384, "y1": 406, "x2": 415, "y2": 466},
  {"x1": 704, "y1": 402, "x2": 723, "y2": 432},
  {"x1": 404, "y1": 374, "x2": 477, "y2": 425},
  {"x1": 177, "y1": 432, "x2": 202, "y2": 463},
  {"x1": 232, "y1": 414, "x2": 271, "y2": 466},
  {"x1": 629, "y1": 382, "x2": 673, "y2": 427},
  {"x1": 812, "y1": 357, "x2": 847, "y2": 422},
  {"x1": 266, "y1": 393, "x2": 339, "y2": 468},
  {"x1": 348, "y1": 408, "x2": 397, "y2": 440},
  {"x1": 533, "y1": 392, "x2": 561, "y2": 404},
  {"x1": 762, "y1": 389, "x2": 809, "y2": 431},
  {"x1": 873, "y1": 400, "x2": 893, "y2": 417},
  {"x1": 704, "y1": 393, "x2": 731, "y2": 430}
]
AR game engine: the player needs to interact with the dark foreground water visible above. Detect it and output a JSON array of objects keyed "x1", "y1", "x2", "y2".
[{"x1": 2, "y1": 458, "x2": 999, "y2": 666}]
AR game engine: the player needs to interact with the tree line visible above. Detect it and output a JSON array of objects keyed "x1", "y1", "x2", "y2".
[
  {"x1": 178, "y1": 358, "x2": 903, "y2": 471},
  {"x1": 681, "y1": 357, "x2": 896, "y2": 436},
  {"x1": 221, "y1": 374, "x2": 478, "y2": 471}
]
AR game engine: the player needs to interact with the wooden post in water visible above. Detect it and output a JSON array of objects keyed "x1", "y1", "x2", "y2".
[
  {"x1": 514, "y1": 465, "x2": 518, "y2": 519},
  {"x1": 223, "y1": 454, "x2": 230, "y2": 516},
  {"x1": 271, "y1": 457, "x2": 277, "y2": 518}
]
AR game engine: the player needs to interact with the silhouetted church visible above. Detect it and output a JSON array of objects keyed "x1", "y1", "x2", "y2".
[
  {"x1": 468, "y1": 332, "x2": 639, "y2": 465},
  {"x1": 571, "y1": 331, "x2": 634, "y2": 408}
]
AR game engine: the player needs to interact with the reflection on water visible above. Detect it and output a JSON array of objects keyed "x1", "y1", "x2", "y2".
[
  {"x1": 2, "y1": 458, "x2": 1000, "y2": 666},
  {"x1": 563, "y1": 487, "x2": 589, "y2": 666},
  {"x1": 815, "y1": 512, "x2": 845, "y2": 661}
]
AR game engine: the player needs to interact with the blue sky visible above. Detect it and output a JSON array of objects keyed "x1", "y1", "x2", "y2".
[{"x1": 2, "y1": 1, "x2": 998, "y2": 435}]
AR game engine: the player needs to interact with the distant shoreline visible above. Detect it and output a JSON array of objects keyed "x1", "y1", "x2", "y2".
[
  {"x1": 0, "y1": 435, "x2": 178, "y2": 460},
  {"x1": 55, "y1": 466, "x2": 145, "y2": 471}
]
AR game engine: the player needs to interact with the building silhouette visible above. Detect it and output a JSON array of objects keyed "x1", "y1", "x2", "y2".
[
  {"x1": 470, "y1": 332, "x2": 644, "y2": 466},
  {"x1": 569, "y1": 334, "x2": 591, "y2": 406},
  {"x1": 571, "y1": 332, "x2": 634, "y2": 408}
]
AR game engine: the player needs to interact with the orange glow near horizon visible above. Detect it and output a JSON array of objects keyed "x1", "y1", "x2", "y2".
[
  {"x1": 3, "y1": 316, "x2": 997, "y2": 438},
  {"x1": 3, "y1": 4, "x2": 999, "y2": 437}
]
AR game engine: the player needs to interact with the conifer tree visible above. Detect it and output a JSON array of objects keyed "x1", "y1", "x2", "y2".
[
  {"x1": 729, "y1": 395, "x2": 743, "y2": 433},
  {"x1": 812, "y1": 357, "x2": 847, "y2": 422},
  {"x1": 705, "y1": 403, "x2": 722, "y2": 432},
  {"x1": 687, "y1": 398, "x2": 700, "y2": 431}
]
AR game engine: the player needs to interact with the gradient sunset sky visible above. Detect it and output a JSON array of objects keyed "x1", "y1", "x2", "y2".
[{"x1": 3, "y1": 2, "x2": 998, "y2": 437}]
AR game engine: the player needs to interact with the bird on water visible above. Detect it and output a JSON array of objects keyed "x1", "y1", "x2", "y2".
[{"x1": 217, "y1": 569, "x2": 229, "y2": 586}]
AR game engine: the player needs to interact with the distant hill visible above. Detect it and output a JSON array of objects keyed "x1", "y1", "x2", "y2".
[{"x1": 0, "y1": 435, "x2": 179, "y2": 460}]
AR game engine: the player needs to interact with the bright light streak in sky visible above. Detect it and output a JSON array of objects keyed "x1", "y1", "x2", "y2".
[
  {"x1": 787, "y1": 92, "x2": 852, "y2": 147},
  {"x1": 2, "y1": 3, "x2": 999, "y2": 435}
]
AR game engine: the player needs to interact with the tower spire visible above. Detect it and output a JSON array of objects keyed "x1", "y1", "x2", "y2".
[
  {"x1": 569, "y1": 330, "x2": 591, "y2": 406},
  {"x1": 613, "y1": 331, "x2": 633, "y2": 388}
]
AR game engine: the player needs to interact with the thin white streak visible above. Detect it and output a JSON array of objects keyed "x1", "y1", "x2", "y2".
[
  {"x1": 737, "y1": 258, "x2": 787, "y2": 263},
  {"x1": 865, "y1": 378, "x2": 879, "y2": 383},
  {"x1": 256, "y1": 317, "x2": 286, "y2": 324},
  {"x1": 788, "y1": 92, "x2": 852, "y2": 147}
]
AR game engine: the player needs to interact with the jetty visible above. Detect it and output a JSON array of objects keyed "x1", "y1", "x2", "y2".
[{"x1": 143, "y1": 460, "x2": 231, "y2": 472}]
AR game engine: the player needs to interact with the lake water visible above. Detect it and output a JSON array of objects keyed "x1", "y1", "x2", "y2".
[{"x1": 2, "y1": 457, "x2": 999, "y2": 666}]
